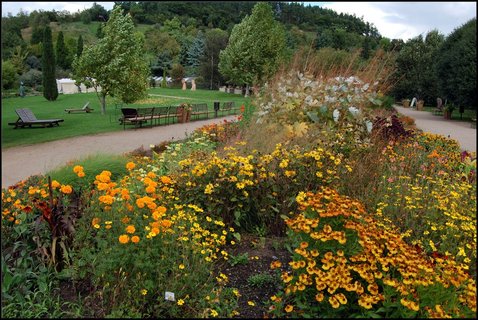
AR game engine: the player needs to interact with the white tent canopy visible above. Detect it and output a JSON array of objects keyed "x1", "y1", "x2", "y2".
[{"x1": 56, "y1": 78, "x2": 100, "y2": 94}]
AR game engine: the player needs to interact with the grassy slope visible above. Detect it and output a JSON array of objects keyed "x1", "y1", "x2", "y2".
[{"x1": 1, "y1": 88, "x2": 250, "y2": 149}]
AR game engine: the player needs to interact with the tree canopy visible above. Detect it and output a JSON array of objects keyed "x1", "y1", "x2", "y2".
[
  {"x1": 218, "y1": 2, "x2": 286, "y2": 90},
  {"x1": 436, "y1": 18, "x2": 476, "y2": 109},
  {"x1": 72, "y1": 6, "x2": 149, "y2": 114}
]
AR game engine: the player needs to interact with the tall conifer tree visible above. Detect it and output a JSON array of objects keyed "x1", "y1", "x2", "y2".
[
  {"x1": 56, "y1": 31, "x2": 69, "y2": 69},
  {"x1": 42, "y1": 25, "x2": 58, "y2": 101}
]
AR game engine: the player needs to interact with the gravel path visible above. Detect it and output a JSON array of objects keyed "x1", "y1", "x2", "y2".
[
  {"x1": 2, "y1": 107, "x2": 476, "y2": 189},
  {"x1": 1, "y1": 115, "x2": 238, "y2": 189},
  {"x1": 393, "y1": 105, "x2": 476, "y2": 153}
]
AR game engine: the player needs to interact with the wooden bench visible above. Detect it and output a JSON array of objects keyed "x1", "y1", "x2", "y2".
[
  {"x1": 120, "y1": 107, "x2": 154, "y2": 129},
  {"x1": 151, "y1": 106, "x2": 170, "y2": 126},
  {"x1": 191, "y1": 103, "x2": 210, "y2": 120},
  {"x1": 218, "y1": 101, "x2": 239, "y2": 116}
]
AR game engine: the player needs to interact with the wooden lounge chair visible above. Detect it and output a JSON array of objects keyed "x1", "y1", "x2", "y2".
[
  {"x1": 64, "y1": 102, "x2": 93, "y2": 113},
  {"x1": 8, "y1": 108, "x2": 64, "y2": 128}
]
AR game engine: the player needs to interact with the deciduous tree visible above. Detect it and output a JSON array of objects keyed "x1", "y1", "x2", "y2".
[
  {"x1": 218, "y1": 2, "x2": 286, "y2": 93},
  {"x1": 72, "y1": 6, "x2": 149, "y2": 114}
]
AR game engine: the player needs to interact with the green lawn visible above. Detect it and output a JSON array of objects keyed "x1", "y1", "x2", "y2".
[
  {"x1": 1, "y1": 88, "x2": 251, "y2": 149},
  {"x1": 423, "y1": 106, "x2": 477, "y2": 122}
]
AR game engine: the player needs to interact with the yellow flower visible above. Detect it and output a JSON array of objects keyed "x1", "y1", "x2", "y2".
[
  {"x1": 118, "y1": 234, "x2": 130, "y2": 244},
  {"x1": 51, "y1": 180, "x2": 60, "y2": 189},
  {"x1": 177, "y1": 299, "x2": 184, "y2": 306},
  {"x1": 179, "y1": 264, "x2": 185, "y2": 270},
  {"x1": 141, "y1": 289, "x2": 147, "y2": 295},
  {"x1": 247, "y1": 301, "x2": 255, "y2": 306},
  {"x1": 126, "y1": 162, "x2": 136, "y2": 170},
  {"x1": 285, "y1": 305, "x2": 294, "y2": 313}
]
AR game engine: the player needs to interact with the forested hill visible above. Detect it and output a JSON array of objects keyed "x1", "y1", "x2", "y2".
[{"x1": 113, "y1": 1, "x2": 380, "y2": 37}]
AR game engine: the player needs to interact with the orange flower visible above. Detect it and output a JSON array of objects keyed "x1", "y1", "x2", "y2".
[
  {"x1": 73, "y1": 165, "x2": 84, "y2": 174},
  {"x1": 131, "y1": 235, "x2": 140, "y2": 243},
  {"x1": 60, "y1": 185, "x2": 73, "y2": 194},
  {"x1": 51, "y1": 180, "x2": 60, "y2": 189},
  {"x1": 126, "y1": 162, "x2": 136, "y2": 170},
  {"x1": 160, "y1": 176, "x2": 172, "y2": 184},
  {"x1": 118, "y1": 234, "x2": 130, "y2": 244},
  {"x1": 125, "y1": 225, "x2": 136, "y2": 234},
  {"x1": 161, "y1": 220, "x2": 172, "y2": 228},
  {"x1": 77, "y1": 171, "x2": 85, "y2": 178}
]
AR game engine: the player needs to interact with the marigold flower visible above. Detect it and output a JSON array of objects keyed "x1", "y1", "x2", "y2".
[
  {"x1": 77, "y1": 171, "x2": 85, "y2": 178},
  {"x1": 118, "y1": 234, "x2": 130, "y2": 244},
  {"x1": 131, "y1": 235, "x2": 140, "y2": 243},
  {"x1": 161, "y1": 219, "x2": 172, "y2": 228},
  {"x1": 126, "y1": 162, "x2": 136, "y2": 170},
  {"x1": 51, "y1": 180, "x2": 60, "y2": 189},
  {"x1": 60, "y1": 185, "x2": 73, "y2": 194},
  {"x1": 125, "y1": 225, "x2": 136, "y2": 234},
  {"x1": 161, "y1": 175, "x2": 172, "y2": 184},
  {"x1": 73, "y1": 165, "x2": 84, "y2": 174},
  {"x1": 285, "y1": 305, "x2": 293, "y2": 313}
]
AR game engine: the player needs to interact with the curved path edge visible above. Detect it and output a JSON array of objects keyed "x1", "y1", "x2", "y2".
[
  {"x1": 2, "y1": 115, "x2": 238, "y2": 189},
  {"x1": 393, "y1": 105, "x2": 476, "y2": 153}
]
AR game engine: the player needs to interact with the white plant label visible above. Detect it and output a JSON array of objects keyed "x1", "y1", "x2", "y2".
[{"x1": 165, "y1": 291, "x2": 176, "y2": 301}]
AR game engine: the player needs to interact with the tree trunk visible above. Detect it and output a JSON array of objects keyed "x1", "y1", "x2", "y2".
[
  {"x1": 101, "y1": 93, "x2": 106, "y2": 115},
  {"x1": 210, "y1": 56, "x2": 214, "y2": 90}
]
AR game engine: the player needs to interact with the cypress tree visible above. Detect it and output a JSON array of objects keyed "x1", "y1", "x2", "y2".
[
  {"x1": 77, "y1": 35, "x2": 84, "y2": 57},
  {"x1": 42, "y1": 26, "x2": 58, "y2": 101},
  {"x1": 56, "y1": 31, "x2": 69, "y2": 69}
]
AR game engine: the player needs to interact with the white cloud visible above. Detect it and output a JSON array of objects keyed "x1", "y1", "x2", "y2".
[
  {"x1": 1, "y1": 2, "x2": 115, "y2": 16},
  {"x1": 319, "y1": 2, "x2": 476, "y2": 40}
]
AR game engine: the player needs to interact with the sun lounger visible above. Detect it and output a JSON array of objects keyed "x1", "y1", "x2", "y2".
[
  {"x1": 64, "y1": 102, "x2": 93, "y2": 113},
  {"x1": 8, "y1": 108, "x2": 64, "y2": 128}
]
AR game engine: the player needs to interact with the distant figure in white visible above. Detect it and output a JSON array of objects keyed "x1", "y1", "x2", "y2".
[
  {"x1": 182, "y1": 79, "x2": 187, "y2": 90},
  {"x1": 410, "y1": 97, "x2": 417, "y2": 108},
  {"x1": 191, "y1": 79, "x2": 196, "y2": 91}
]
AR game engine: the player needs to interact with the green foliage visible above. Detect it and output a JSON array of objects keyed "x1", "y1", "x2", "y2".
[
  {"x1": 46, "y1": 153, "x2": 129, "y2": 188},
  {"x1": 199, "y1": 28, "x2": 228, "y2": 90},
  {"x1": 2, "y1": 60, "x2": 17, "y2": 90},
  {"x1": 228, "y1": 252, "x2": 249, "y2": 266},
  {"x1": 55, "y1": 31, "x2": 70, "y2": 69},
  {"x1": 436, "y1": 18, "x2": 476, "y2": 109},
  {"x1": 219, "y1": 2, "x2": 286, "y2": 87},
  {"x1": 247, "y1": 272, "x2": 276, "y2": 287},
  {"x1": 42, "y1": 25, "x2": 58, "y2": 101},
  {"x1": 76, "y1": 35, "x2": 83, "y2": 58},
  {"x1": 391, "y1": 30, "x2": 444, "y2": 105},
  {"x1": 72, "y1": 6, "x2": 149, "y2": 114}
]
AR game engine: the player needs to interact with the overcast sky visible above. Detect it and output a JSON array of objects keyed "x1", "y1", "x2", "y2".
[{"x1": 2, "y1": 1, "x2": 476, "y2": 41}]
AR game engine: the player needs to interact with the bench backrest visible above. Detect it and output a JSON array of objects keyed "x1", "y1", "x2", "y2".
[
  {"x1": 137, "y1": 107, "x2": 154, "y2": 117},
  {"x1": 222, "y1": 101, "x2": 234, "y2": 110},
  {"x1": 121, "y1": 108, "x2": 138, "y2": 118},
  {"x1": 154, "y1": 106, "x2": 170, "y2": 116},
  {"x1": 17, "y1": 108, "x2": 38, "y2": 122},
  {"x1": 82, "y1": 102, "x2": 90, "y2": 110},
  {"x1": 168, "y1": 105, "x2": 181, "y2": 115},
  {"x1": 192, "y1": 103, "x2": 208, "y2": 112}
]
